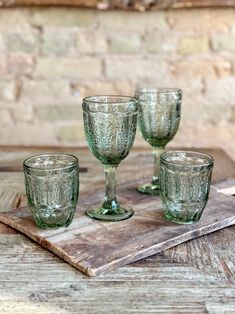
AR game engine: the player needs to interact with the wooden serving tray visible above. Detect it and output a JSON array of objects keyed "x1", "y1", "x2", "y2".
[{"x1": 0, "y1": 179, "x2": 235, "y2": 276}]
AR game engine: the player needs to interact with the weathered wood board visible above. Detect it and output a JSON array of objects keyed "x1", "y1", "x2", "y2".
[
  {"x1": 2, "y1": 0, "x2": 235, "y2": 11},
  {"x1": 0, "y1": 178, "x2": 235, "y2": 277}
]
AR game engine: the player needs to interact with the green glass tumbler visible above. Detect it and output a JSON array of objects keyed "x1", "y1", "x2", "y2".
[
  {"x1": 135, "y1": 88, "x2": 182, "y2": 196},
  {"x1": 24, "y1": 153, "x2": 79, "y2": 229},
  {"x1": 160, "y1": 151, "x2": 214, "y2": 224},
  {"x1": 83, "y1": 95, "x2": 138, "y2": 221}
]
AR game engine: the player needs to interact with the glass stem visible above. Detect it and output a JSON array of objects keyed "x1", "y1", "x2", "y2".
[
  {"x1": 102, "y1": 165, "x2": 120, "y2": 212},
  {"x1": 152, "y1": 146, "x2": 165, "y2": 186}
]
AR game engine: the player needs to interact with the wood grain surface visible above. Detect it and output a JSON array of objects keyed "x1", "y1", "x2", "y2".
[
  {"x1": 0, "y1": 146, "x2": 234, "y2": 313},
  {"x1": 0, "y1": 177, "x2": 235, "y2": 276},
  {"x1": 1, "y1": 0, "x2": 235, "y2": 10}
]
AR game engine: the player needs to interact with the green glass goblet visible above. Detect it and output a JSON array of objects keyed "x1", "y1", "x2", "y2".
[
  {"x1": 135, "y1": 88, "x2": 182, "y2": 196},
  {"x1": 82, "y1": 95, "x2": 138, "y2": 221}
]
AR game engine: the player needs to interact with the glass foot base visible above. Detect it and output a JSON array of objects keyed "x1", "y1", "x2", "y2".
[
  {"x1": 164, "y1": 212, "x2": 199, "y2": 224},
  {"x1": 34, "y1": 219, "x2": 73, "y2": 229},
  {"x1": 137, "y1": 183, "x2": 160, "y2": 196},
  {"x1": 33, "y1": 210, "x2": 75, "y2": 229},
  {"x1": 86, "y1": 206, "x2": 134, "y2": 221}
]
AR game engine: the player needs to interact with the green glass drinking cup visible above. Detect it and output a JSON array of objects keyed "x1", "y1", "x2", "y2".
[
  {"x1": 160, "y1": 151, "x2": 214, "y2": 224},
  {"x1": 24, "y1": 153, "x2": 79, "y2": 229}
]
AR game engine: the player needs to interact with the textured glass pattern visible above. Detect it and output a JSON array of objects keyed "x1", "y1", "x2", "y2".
[
  {"x1": 24, "y1": 154, "x2": 79, "y2": 229},
  {"x1": 160, "y1": 151, "x2": 214, "y2": 224},
  {"x1": 83, "y1": 96, "x2": 137, "y2": 166},
  {"x1": 83, "y1": 95, "x2": 138, "y2": 221},
  {"x1": 137, "y1": 89, "x2": 181, "y2": 147},
  {"x1": 135, "y1": 88, "x2": 182, "y2": 195}
]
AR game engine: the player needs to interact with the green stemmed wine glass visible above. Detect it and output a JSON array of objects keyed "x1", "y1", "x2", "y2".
[
  {"x1": 82, "y1": 95, "x2": 138, "y2": 221},
  {"x1": 135, "y1": 88, "x2": 182, "y2": 196}
]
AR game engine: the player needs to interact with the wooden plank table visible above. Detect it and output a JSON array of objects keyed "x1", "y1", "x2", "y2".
[{"x1": 0, "y1": 146, "x2": 235, "y2": 314}]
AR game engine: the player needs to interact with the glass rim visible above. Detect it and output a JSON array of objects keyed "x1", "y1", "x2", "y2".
[
  {"x1": 160, "y1": 150, "x2": 214, "y2": 168},
  {"x1": 83, "y1": 95, "x2": 137, "y2": 104},
  {"x1": 135, "y1": 87, "x2": 182, "y2": 95},
  {"x1": 23, "y1": 153, "x2": 79, "y2": 171}
]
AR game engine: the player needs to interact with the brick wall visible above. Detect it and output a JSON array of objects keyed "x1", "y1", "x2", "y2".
[{"x1": 0, "y1": 7, "x2": 235, "y2": 151}]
